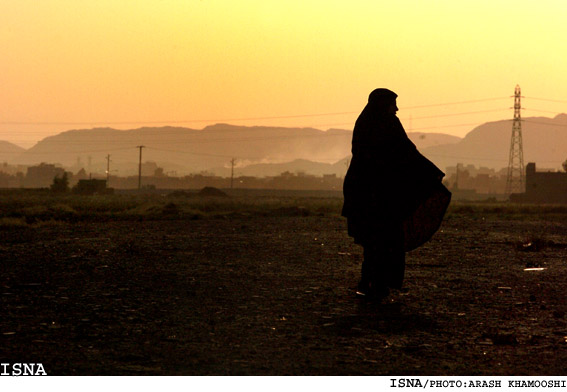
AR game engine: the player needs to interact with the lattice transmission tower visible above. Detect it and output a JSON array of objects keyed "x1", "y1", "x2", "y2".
[{"x1": 505, "y1": 85, "x2": 525, "y2": 195}]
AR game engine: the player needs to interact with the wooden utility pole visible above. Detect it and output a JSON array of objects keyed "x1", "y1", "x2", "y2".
[
  {"x1": 106, "y1": 154, "x2": 111, "y2": 184},
  {"x1": 455, "y1": 163, "x2": 460, "y2": 191},
  {"x1": 230, "y1": 158, "x2": 236, "y2": 189},
  {"x1": 137, "y1": 146, "x2": 145, "y2": 189}
]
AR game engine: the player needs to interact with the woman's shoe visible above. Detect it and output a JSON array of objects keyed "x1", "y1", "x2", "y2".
[{"x1": 355, "y1": 281, "x2": 389, "y2": 300}]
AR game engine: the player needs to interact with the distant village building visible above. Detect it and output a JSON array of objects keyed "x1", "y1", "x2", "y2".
[
  {"x1": 445, "y1": 164, "x2": 507, "y2": 200},
  {"x1": 24, "y1": 163, "x2": 66, "y2": 188},
  {"x1": 510, "y1": 162, "x2": 567, "y2": 203},
  {"x1": 74, "y1": 179, "x2": 112, "y2": 195}
]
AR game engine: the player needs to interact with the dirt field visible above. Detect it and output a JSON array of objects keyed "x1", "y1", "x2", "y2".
[{"x1": 2, "y1": 200, "x2": 567, "y2": 375}]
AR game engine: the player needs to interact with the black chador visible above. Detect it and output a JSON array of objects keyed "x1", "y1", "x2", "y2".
[{"x1": 342, "y1": 88, "x2": 450, "y2": 299}]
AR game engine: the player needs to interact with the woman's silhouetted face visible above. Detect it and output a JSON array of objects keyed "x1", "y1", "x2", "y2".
[{"x1": 388, "y1": 99, "x2": 398, "y2": 114}]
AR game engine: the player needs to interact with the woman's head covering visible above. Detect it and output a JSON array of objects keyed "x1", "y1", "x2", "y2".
[
  {"x1": 351, "y1": 88, "x2": 399, "y2": 148},
  {"x1": 367, "y1": 88, "x2": 398, "y2": 112}
]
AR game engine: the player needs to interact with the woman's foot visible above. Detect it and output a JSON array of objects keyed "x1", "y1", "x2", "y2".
[{"x1": 355, "y1": 281, "x2": 389, "y2": 300}]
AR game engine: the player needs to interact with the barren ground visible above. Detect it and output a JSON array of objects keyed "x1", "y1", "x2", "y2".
[{"x1": 2, "y1": 205, "x2": 567, "y2": 375}]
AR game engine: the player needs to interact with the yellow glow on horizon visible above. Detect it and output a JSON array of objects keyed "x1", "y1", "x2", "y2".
[{"x1": 1, "y1": 0, "x2": 567, "y2": 147}]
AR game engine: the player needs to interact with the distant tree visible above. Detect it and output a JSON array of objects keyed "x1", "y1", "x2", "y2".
[
  {"x1": 154, "y1": 167, "x2": 165, "y2": 177},
  {"x1": 75, "y1": 168, "x2": 88, "y2": 180},
  {"x1": 50, "y1": 172, "x2": 69, "y2": 193},
  {"x1": 563, "y1": 159, "x2": 567, "y2": 173}
]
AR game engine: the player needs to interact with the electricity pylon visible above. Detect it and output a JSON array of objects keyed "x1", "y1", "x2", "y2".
[{"x1": 505, "y1": 85, "x2": 525, "y2": 195}]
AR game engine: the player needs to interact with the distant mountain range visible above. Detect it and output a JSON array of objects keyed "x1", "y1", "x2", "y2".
[
  {"x1": 420, "y1": 113, "x2": 567, "y2": 171},
  {"x1": 2, "y1": 114, "x2": 566, "y2": 176},
  {"x1": 0, "y1": 141, "x2": 26, "y2": 163},
  {"x1": 1, "y1": 124, "x2": 460, "y2": 176}
]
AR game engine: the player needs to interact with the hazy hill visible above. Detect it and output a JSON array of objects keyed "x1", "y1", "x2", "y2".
[
  {"x1": 10, "y1": 113, "x2": 567, "y2": 177},
  {"x1": 13, "y1": 125, "x2": 350, "y2": 175},
  {"x1": 0, "y1": 141, "x2": 26, "y2": 163},
  {"x1": 11, "y1": 124, "x2": 460, "y2": 176},
  {"x1": 421, "y1": 114, "x2": 567, "y2": 171}
]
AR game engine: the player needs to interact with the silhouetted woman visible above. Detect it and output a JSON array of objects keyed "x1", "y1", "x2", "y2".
[{"x1": 342, "y1": 88, "x2": 448, "y2": 300}]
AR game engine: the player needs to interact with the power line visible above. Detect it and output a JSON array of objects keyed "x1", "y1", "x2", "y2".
[
  {"x1": 4, "y1": 124, "x2": 471, "y2": 148},
  {"x1": 409, "y1": 122, "x2": 497, "y2": 131},
  {"x1": 408, "y1": 108, "x2": 508, "y2": 120},
  {"x1": 0, "y1": 146, "x2": 136, "y2": 155},
  {"x1": 6, "y1": 114, "x2": 563, "y2": 152},
  {"x1": 524, "y1": 108, "x2": 565, "y2": 115},
  {"x1": 0, "y1": 96, "x2": 522, "y2": 127},
  {"x1": 424, "y1": 152, "x2": 508, "y2": 163},
  {"x1": 424, "y1": 152, "x2": 565, "y2": 165},
  {"x1": 7, "y1": 116, "x2": 564, "y2": 158},
  {"x1": 146, "y1": 146, "x2": 239, "y2": 159},
  {"x1": 146, "y1": 146, "x2": 345, "y2": 162},
  {"x1": 0, "y1": 118, "x2": 511, "y2": 151},
  {"x1": 0, "y1": 111, "x2": 358, "y2": 126},
  {"x1": 1, "y1": 95, "x2": 562, "y2": 128},
  {"x1": 1, "y1": 94, "x2": 564, "y2": 150},
  {"x1": 523, "y1": 119, "x2": 567, "y2": 128},
  {"x1": 152, "y1": 144, "x2": 567, "y2": 166},
  {"x1": 524, "y1": 96, "x2": 567, "y2": 103},
  {"x1": 402, "y1": 97, "x2": 509, "y2": 109}
]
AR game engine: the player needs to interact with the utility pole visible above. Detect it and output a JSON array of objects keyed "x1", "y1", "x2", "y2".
[
  {"x1": 106, "y1": 154, "x2": 111, "y2": 185},
  {"x1": 137, "y1": 145, "x2": 145, "y2": 190},
  {"x1": 230, "y1": 158, "x2": 236, "y2": 189},
  {"x1": 455, "y1": 163, "x2": 460, "y2": 191},
  {"x1": 505, "y1": 85, "x2": 525, "y2": 195}
]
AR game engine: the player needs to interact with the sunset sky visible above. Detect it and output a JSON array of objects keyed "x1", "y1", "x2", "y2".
[{"x1": 1, "y1": 0, "x2": 567, "y2": 148}]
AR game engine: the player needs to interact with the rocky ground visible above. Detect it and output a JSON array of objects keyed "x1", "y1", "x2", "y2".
[{"x1": 2, "y1": 210, "x2": 567, "y2": 375}]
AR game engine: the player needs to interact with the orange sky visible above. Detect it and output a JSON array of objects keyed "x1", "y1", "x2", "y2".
[{"x1": 1, "y1": 0, "x2": 566, "y2": 148}]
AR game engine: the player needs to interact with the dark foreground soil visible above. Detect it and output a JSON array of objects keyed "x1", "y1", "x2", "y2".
[{"x1": 2, "y1": 213, "x2": 567, "y2": 375}]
